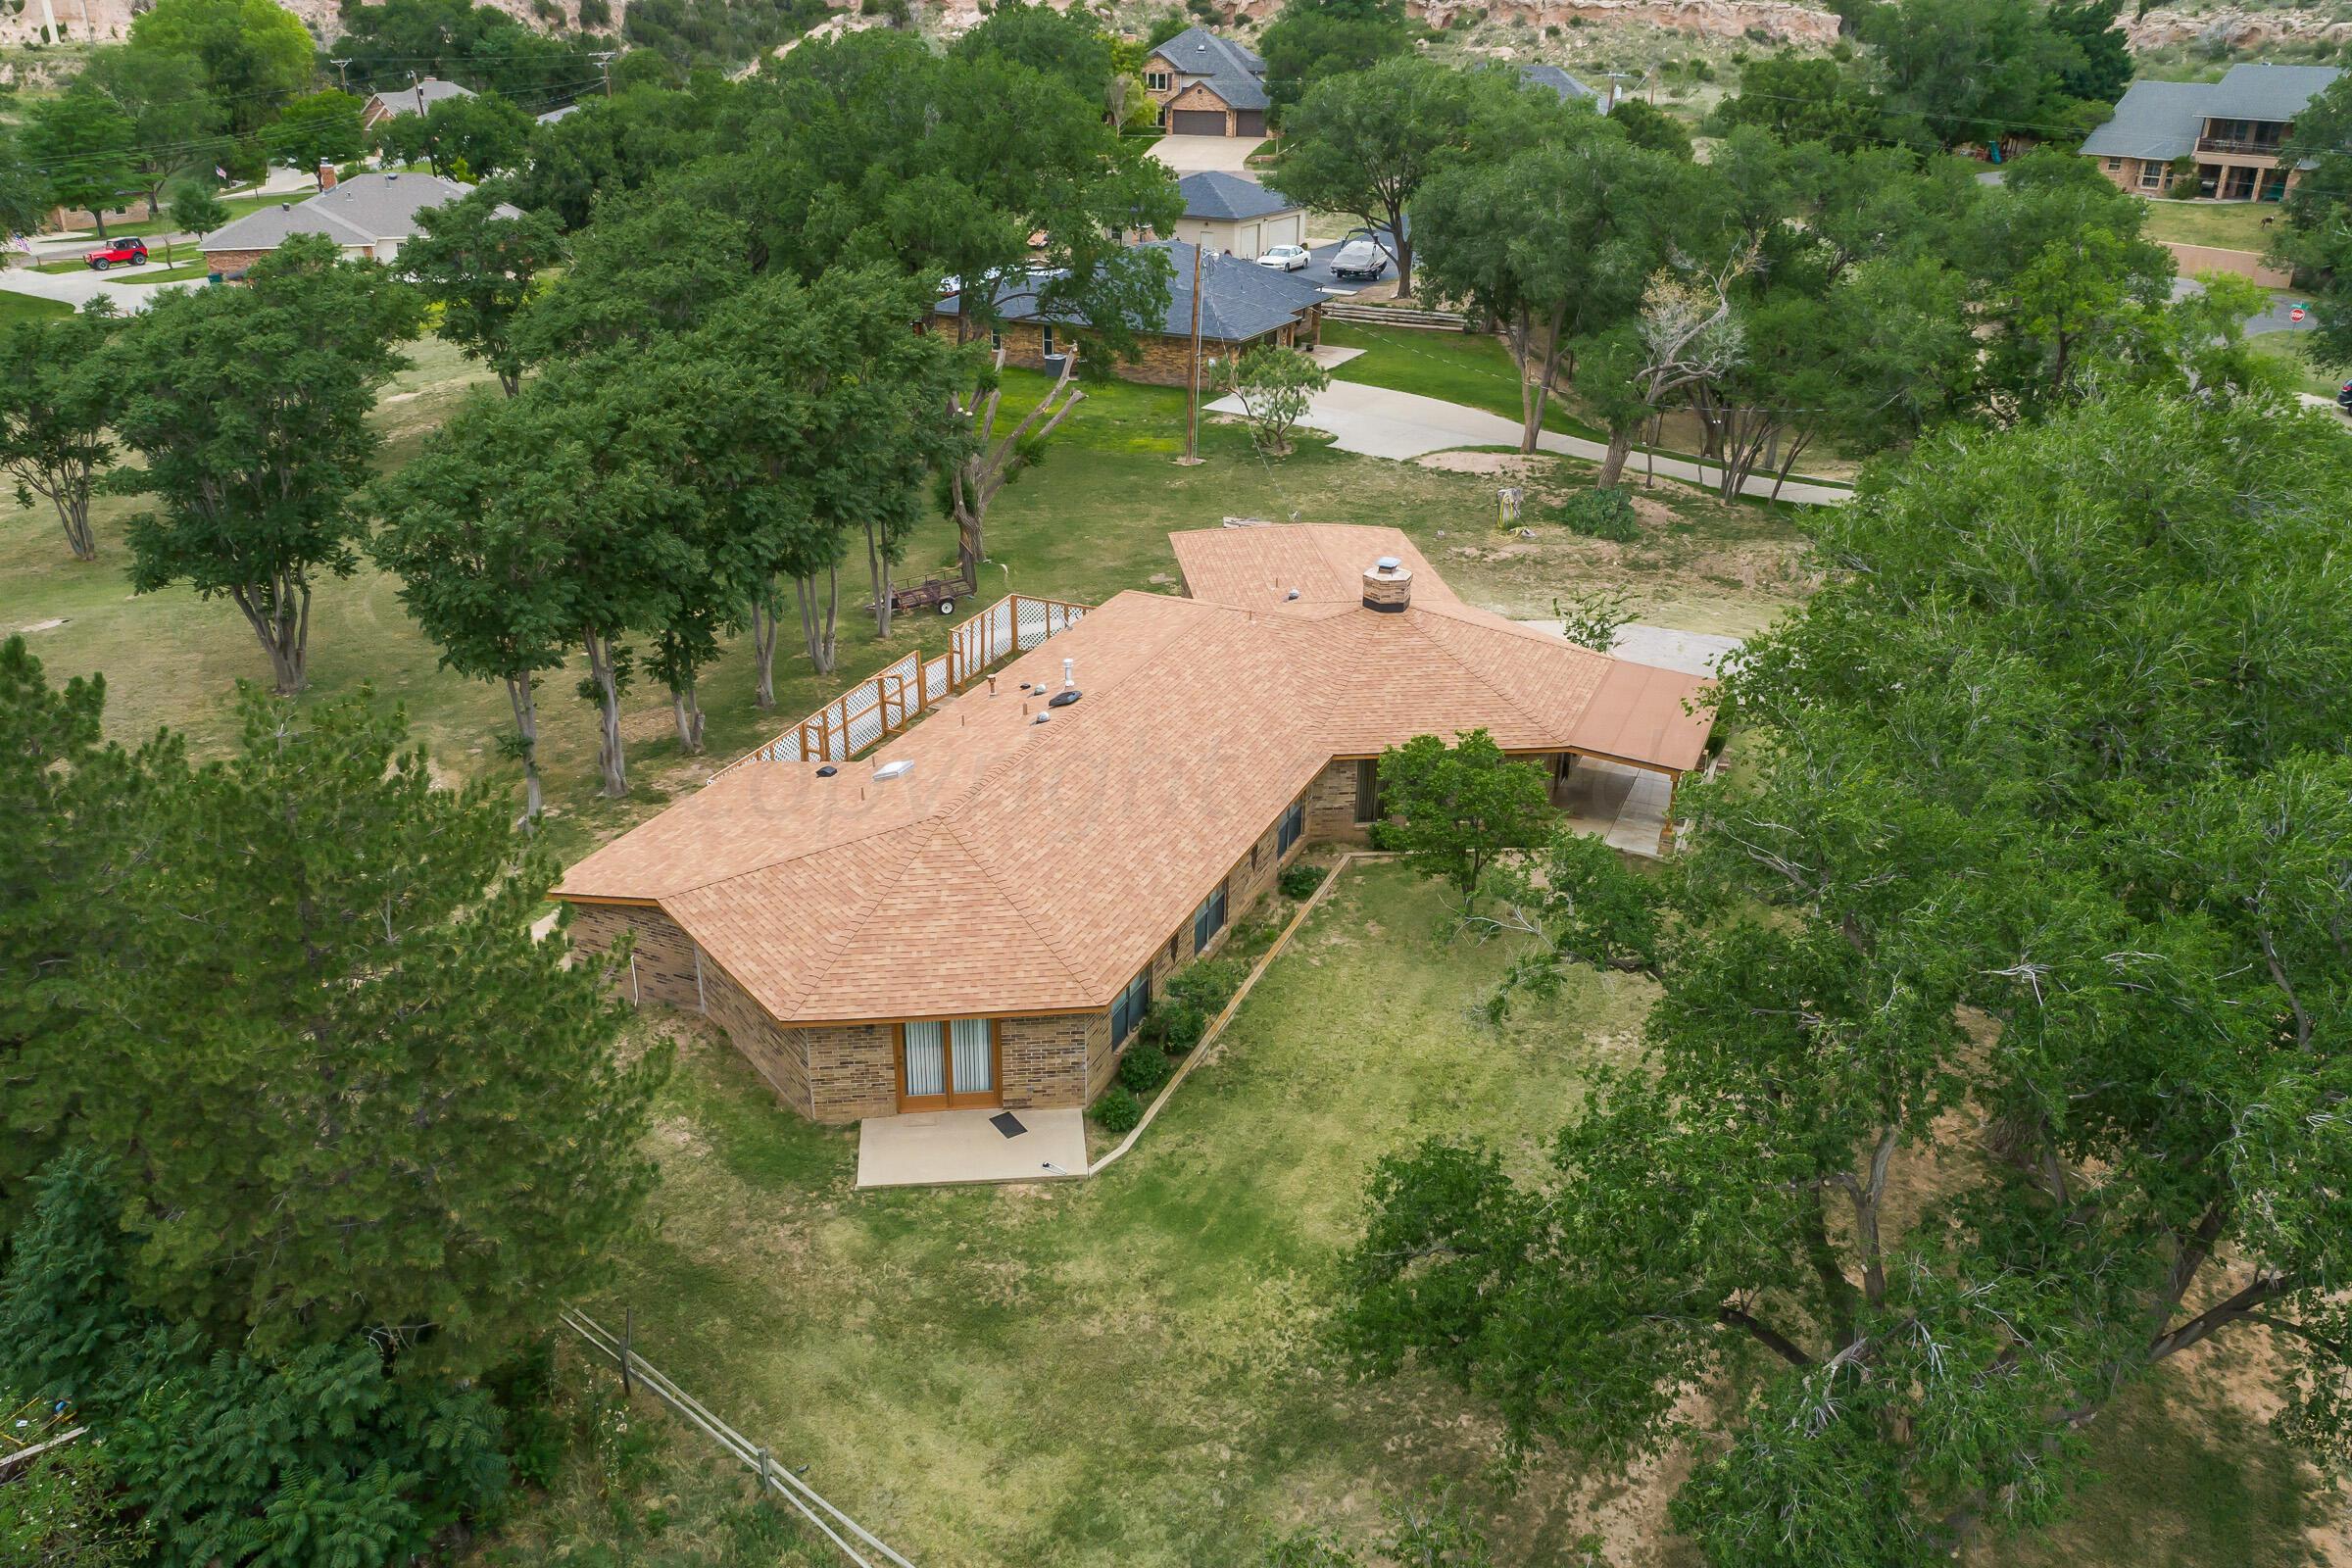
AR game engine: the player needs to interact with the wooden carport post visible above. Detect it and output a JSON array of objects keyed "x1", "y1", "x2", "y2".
[{"x1": 1658, "y1": 770, "x2": 1681, "y2": 856}]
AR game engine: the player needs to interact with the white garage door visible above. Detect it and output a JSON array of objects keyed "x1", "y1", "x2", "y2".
[
  {"x1": 1265, "y1": 213, "x2": 1304, "y2": 250},
  {"x1": 1236, "y1": 222, "x2": 1260, "y2": 258}
]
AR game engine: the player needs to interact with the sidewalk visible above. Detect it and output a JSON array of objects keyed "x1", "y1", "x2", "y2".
[{"x1": 1202, "y1": 379, "x2": 1853, "y2": 506}]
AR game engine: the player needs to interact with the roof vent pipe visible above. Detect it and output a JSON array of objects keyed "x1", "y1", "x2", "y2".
[
  {"x1": 1062, "y1": 657, "x2": 1075, "y2": 689},
  {"x1": 1362, "y1": 558, "x2": 1413, "y2": 613}
]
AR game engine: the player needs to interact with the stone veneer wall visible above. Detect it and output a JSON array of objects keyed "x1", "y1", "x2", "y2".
[
  {"x1": 566, "y1": 902, "x2": 703, "y2": 1008},
  {"x1": 703, "y1": 961, "x2": 812, "y2": 1116},
  {"x1": 1002, "y1": 1012, "x2": 1109, "y2": 1108},
  {"x1": 803, "y1": 1023, "x2": 899, "y2": 1123},
  {"x1": 1305, "y1": 756, "x2": 1371, "y2": 843}
]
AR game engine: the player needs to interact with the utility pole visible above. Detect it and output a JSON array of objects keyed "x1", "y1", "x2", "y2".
[
  {"x1": 1178, "y1": 242, "x2": 1204, "y2": 466},
  {"x1": 593, "y1": 51, "x2": 619, "y2": 99},
  {"x1": 1600, "y1": 72, "x2": 1639, "y2": 114},
  {"x1": 330, "y1": 58, "x2": 352, "y2": 92}
]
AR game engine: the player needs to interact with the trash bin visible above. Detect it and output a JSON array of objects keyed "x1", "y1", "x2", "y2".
[{"x1": 1041, "y1": 353, "x2": 1068, "y2": 380}]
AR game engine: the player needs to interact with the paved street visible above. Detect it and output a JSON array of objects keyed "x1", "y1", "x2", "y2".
[
  {"x1": 0, "y1": 262, "x2": 196, "y2": 314},
  {"x1": 1203, "y1": 378, "x2": 1853, "y2": 506}
]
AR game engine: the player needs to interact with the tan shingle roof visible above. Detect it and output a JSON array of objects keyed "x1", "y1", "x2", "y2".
[{"x1": 557, "y1": 526, "x2": 1713, "y2": 1022}]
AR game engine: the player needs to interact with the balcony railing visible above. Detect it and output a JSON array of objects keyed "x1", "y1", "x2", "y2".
[
  {"x1": 2196, "y1": 136, "x2": 2284, "y2": 158},
  {"x1": 711, "y1": 592, "x2": 1091, "y2": 777}
]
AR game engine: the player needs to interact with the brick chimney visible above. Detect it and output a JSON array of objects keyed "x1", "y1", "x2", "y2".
[
  {"x1": 1361, "y1": 556, "x2": 1412, "y2": 612},
  {"x1": 318, "y1": 162, "x2": 337, "y2": 192}
]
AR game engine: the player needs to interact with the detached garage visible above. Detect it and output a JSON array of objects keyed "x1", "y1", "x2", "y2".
[{"x1": 1168, "y1": 171, "x2": 1305, "y2": 262}]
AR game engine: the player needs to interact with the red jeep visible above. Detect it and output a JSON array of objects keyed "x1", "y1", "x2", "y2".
[{"x1": 84, "y1": 237, "x2": 148, "y2": 271}]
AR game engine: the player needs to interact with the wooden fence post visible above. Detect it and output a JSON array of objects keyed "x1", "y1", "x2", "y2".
[{"x1": 758, "y1": 1446, "x2": 772, "y2": 1494}]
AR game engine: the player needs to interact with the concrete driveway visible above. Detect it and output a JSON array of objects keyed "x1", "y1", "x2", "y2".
[
  {"x1": 1203, "y1": 378, "x2": 1853, "y2": 506},
  {"x1": 1150, "y1": 133, "x2": 1262, "y2": 174},
  {"x1": 0, "y1": 263, "x2": 195, "y2": 315}
]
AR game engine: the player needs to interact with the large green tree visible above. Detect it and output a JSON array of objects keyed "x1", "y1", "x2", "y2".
[
  {"x1": 1413, "y1": 117, "x2": 1712, "y2": 451},
  {"x1": 127, "y1": 0, "x2": 318, "y2": 137},
  {"x1": 401, "y1": 183, "x2": 568, "y2": 396},
  {"x1": 1270, "y1": 54, "x2": 1503, "y2": 300},
  {"x1": 1256, "y1": 0, "x2": 1414, "y2": 121},
  {"x1": 1375, "y1": 729, "x2": 1552, "y2": 908},
  {"x1": 1336, "y1": 393, "x2": 2352, "y2": 1568},
  {"x1": 264, "y1": 89, "x2": 368, "y2": 175},
  {"x1": 0, "y1": 660, "x2": 668, "y2": 1366},
  {"x1": 21, "y1": 91, "x2": 141, "y2": 238},
  {"x1": 75, "y1": 45, "x2": 224, "y2": 220},
  {"x1": 0, "y1": 305, "x2": 120, "y2": 563},
  {"x1": 108, "y1": 235, "x2": 421, "y2": 694},
  {"x1": 2273, "y1": 72, "x2": 2352, "y2": 374}
]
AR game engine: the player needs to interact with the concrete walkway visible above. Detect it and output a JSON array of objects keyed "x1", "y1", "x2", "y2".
[
  {"x1": 1205, "y1": 379, "x2": 1853, "y2": 506},
  {"x1": 856, "y1": 1106, "x2": 1086, "y2": 1189}
]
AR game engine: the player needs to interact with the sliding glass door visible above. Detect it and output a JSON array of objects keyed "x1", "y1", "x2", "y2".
[{"x1": 897, "y1": 1017, "x2": 1002, "y2": 1111}]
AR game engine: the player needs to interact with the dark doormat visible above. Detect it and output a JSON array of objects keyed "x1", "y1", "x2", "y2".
[{"x1": 990, "y1": 1111, "x2": 1028, "y2": 1139}]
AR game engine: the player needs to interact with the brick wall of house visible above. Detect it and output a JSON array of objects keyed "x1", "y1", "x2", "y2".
[
  {"x1": 1002, "y1": 1012, "x2": 1103, "y2": 1108},
  {"x1": 566, "y1": 902, "x2": 704, "y2": 1008},
  {"x1": 1306, "y1": 757, "x2": 1372, "y2": 842},
  {"x1": 1164, "y1": 80, "x2": 1238, "y2": 135},
  {"x1": 704, "y1": 962, "x2": 812, "y2": 1116},
  {"x1": 202, "y1": 243, "x2": 373, "y2": 278},
  {"x1": 804, "y1": 1022, "x2": 899, "y2": 1122}
]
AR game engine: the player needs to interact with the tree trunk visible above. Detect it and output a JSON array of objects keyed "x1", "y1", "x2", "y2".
[
  {"x1": 228, "y1": 578, "x2": 309, "y2": 695},
  {"x1": 1386, "y1": 202, "x2": 1414, "y2": 299},
  {"x1": 866, "y1": 517, "x2": 893, "y2": 639},
  {"x1": 670, "y1": 679, "x2": 703, "y2": 754},
  {"x1": 822, "y1": 562, "x2": 840, "y2": 671},
  {"x1": 504, "y1": 672, "x2": 543, "y2": 825},
  {"x1": 54, "y1": 494, "x2": 96, "y2": 562},
  {"x1": 1596, "y1": 426, "x2": 1634, "y2": 487},
  {"x1": 582, "y1": 627, "x2": 627, "y2": 798},
  {"x1": 750, "y1": 588, "x2": 781, "y2": 710},
  {"x1": 794, "y1": 573, "x2": 838, "y2": 675}
]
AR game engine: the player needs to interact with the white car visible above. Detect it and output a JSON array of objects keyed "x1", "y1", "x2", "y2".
[{"x1": 1256, "y1": 244, "x2": 1311, "y2": 272}]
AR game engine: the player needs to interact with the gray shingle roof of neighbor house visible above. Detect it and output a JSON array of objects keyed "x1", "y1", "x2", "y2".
[
  {"x1": 2079, "y1": 65, "x2": 2342, "y2": 160},
  {"x1": 937, "y1": 240, "x2": 1327, "y2": 344},
  {"x1": 536, "y1": 103, "x2": 580, "y2": 125},
  {"x1": 370, "y1": 77, "x2": 477, "y2": 117},
  {"x1": 1177, "y1": 170, "x2": 1297, "y2": 222},
  {"x1": 1149, "y1": 26, "x2": 1269, "y2": 113},
  {"x1": 200, "y1": 172, "x2": 520, "y2": 252},
  {"x1": 1519, "y1": 64, "x2": 1598, "y2": 101}
]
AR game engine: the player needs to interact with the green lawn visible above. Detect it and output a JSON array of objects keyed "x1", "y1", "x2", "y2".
[
  {"x1": 495, "y1": 861, "x2": 1662, "y2": 1568},
  {"x1": 62, "y1": 189, "x2": 289, "y2": 243},
  {"x1": 2250, "y1": 331, "x2": 2344, "y2": 400},
  {"x1": 117, "y1": 259, "x2": 214, "y2": 285},
  {"x1": 2137, "y1": 196, "x2": 2278, "y2": 253},
  {"x1": 0, "y1": 292, "x2": 70, "y2": 327}
]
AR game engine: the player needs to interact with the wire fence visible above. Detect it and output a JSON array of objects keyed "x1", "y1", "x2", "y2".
[
  {"x1": 562, "y1": 1308, "x2": 917, "y2": 1568},
  {"x1": 714, "y1": 592, "x2": 1089, "y2": 775}
]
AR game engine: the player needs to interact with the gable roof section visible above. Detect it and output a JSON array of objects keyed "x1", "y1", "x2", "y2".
[
  {"x1": 201, "y1": 172, "x2": 519, "y2": 253},
  {"x1": 936, "y1": 241, "x2": 1324, "y2": 344},
  {"x1": 2080, "y1": 67, "x2": 2343, "y2": 160},
  {"x1": 1520, "y1": 64, "x2": 1597, "y2": 101},
  {"x1": 1169, "y1": 523, "x2": 1461, "y2": 612},
  {"x1": 558, "y1": 526, "x2": 1717, "y2": 1024},
  {"x1": 1149, "y1": 26, "x2": 1269, "y2": 112},
  {"x1": 1178, "y1": 170, "x2": 1297, "y2": 222},
  {"x1": 2207, "y1": 62, "x2": 2340, "y2": 121}
]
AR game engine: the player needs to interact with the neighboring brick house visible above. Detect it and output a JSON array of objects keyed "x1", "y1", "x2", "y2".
[
  {"x1": 1144, "y1": 26, "x2": 1269, "y2": 137},
  {"x1": 199, "y1": 171, "x2": 518, "y2": 276},
  {"x1": 556, "y1": 524, "x2": 1717, "y2": 1128},
  {"x1": 2079, "y1": 63, "x2": 2340, "y2": 202},
  {"x1": 361, "y1": 76, "x2": 477, "y2": 131},
  {"x1": 1170, "y1": 171, "x2": 1305, "y2": 261},
  {"x1": 932, "y1": 240, "x2": 1327, "y2": 386}
]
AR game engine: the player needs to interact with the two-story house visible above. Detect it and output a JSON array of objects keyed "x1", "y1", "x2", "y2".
[
  {"x1": 1143, "y1": 26, "x2": 1269, "y2": 138},
  {"x1": 2079, "y1": 63, "x2": 2340, "y2": 202}
]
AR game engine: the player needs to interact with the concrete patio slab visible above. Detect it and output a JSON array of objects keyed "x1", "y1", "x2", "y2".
[
  {"x1": 1306, "y1": 344, "x2": 1365, "y2": 369},
  {"x1": 1554, "y1": 757, "x2": 1675, "y2": 858},
  {"x1": 856, "y1": 1106, "x2": 1087, "y2": 1190},
  {"x1": 1515, "y1": 619, "x2": 1745, "y2": 679}
]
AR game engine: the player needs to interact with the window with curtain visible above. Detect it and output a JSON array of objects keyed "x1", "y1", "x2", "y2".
[
  {"x1": 1277, "y1": 798, "x2": 1304, "y2": 853},
  {"x1": 903, "y1": 1020, "x2": 946, "y2": 1098},
  {"x1": 1110, "y1": 967, "x2": 1152, "y2": 1047},
  {"x1": 951, "y1": 1018, "x2": 993, "y2": 1093}
]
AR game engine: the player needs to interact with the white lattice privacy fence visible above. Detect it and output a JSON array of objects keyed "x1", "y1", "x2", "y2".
[{"x1": 718, "y1": 594, "x2": 1089, "y2": 775}]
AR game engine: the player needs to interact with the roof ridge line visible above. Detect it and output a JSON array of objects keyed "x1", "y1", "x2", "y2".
[
  {"x1": 650, "y1": 810, "x2": 931, "y2": 902},
  {"x1": 1389, "y1": 609, "x2": 1580, "y2": 739},
  {"x1": 939, "y1": 817, "x2": 1098, "y2": 998},
  {"x1": 756, "y1": 816, "x2": 946, "y2": 1019}
]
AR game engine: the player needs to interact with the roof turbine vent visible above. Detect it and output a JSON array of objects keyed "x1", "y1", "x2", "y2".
[{"x1": 1361, "y1": 556, "x2": 1413, "y2": 613}]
